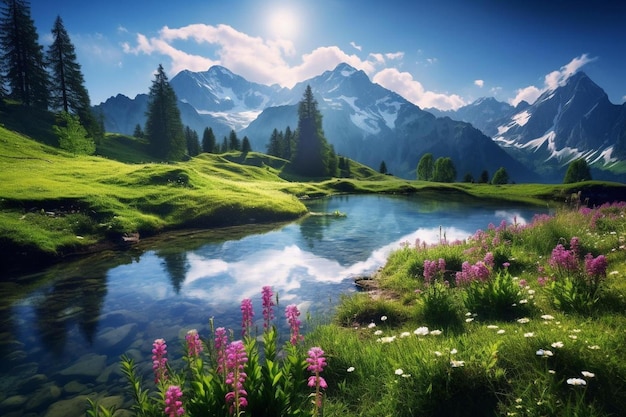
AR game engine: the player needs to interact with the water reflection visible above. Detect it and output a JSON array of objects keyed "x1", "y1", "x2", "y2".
[{"x1": 0, "y1": 195, "x2": 549, "y2": 417}]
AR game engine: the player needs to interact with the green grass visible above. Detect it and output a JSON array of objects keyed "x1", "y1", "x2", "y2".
[{"x1": 306, "y1": 203, "x2": 626, "y2": 417}]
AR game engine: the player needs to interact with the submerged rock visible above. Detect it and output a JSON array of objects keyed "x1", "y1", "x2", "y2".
[{"x1": 58, "y1": 353, "x2": 107, "y2": 380}]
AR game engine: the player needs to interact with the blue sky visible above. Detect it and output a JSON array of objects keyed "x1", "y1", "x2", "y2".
[{"x1": 30, "y1": 0, "x2": 626, "y2": 109}]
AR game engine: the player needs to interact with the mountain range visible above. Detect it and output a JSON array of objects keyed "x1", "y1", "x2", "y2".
[{"x1": 94, "y1": 64, "x2": 626, "y2": 183}]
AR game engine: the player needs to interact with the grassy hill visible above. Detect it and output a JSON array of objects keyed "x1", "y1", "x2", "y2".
[{"x1": 1, "y1": 102, "x2": 625, "y2": 270}]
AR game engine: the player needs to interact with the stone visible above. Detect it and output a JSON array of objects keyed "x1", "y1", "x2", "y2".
[
  {"x1": 59, "y1": 353, "x2": 107, "y2": 379},
  {"x1": 63, "y1": 381, "x2": 88, "y2": 394},
  {"x1": 25, "y1": 383, "x2": 62, "y2": 411},
  {"x1": 0, "y1": 395, "x2": 28, "y2": 410},
  {"x1": 18, "y1": 373, "x2": 48, "y2": 393},
  {"x1": 98, "y1": 323, "x2": 137, "y2": 351},
  {"x1": 43, "y1": 395, "x2": 90, "y2": 417}
]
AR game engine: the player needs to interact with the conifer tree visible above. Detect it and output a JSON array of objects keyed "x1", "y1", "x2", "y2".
[
  {"x1": 184, "y1": 126, "x2": 200, "y2": 156},
  {"x1": 379, "y1": 160, "x2": 388, "y2": 174},
  {"x1": 228, "y1": 129, "x2": 240, "y2": 151},
  {"x1": 202, "y1": 127, "x2": 216, "y2": 153},
  {"x1": 291, "y1": 85, "x2": 333, "y2": 177},
  {"x1": 144, "y1": 64, "x2": 185, "y2": 160},
  {"x1": 267, "y1": 128, "x2": 281, "y2": 157},
  {"x1": 220, "y1": 136, "x2": 228, "y2": 153},
  {"x1": 283, "y1": 126, "x2": 293, "y2": 159},
  {"x1": 241, "y1": 136, "x2": 251, "y2": 153},
  {"x1": 133, "y1": 123, "x2": 144, "y2": 138},
  {"x1": 46, "y1": 16, "x2": 100, "y2": 140},
  {"x1": 0, "y1": 0, "x2": 49, "y2": 108}
]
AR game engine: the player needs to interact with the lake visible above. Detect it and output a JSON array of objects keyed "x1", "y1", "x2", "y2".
[{"x1": 0, "y1": 194, "x2": 548, "y2": 416}]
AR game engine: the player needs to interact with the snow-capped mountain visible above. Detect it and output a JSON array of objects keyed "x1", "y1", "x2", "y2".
[
  {"x1": 241, "y1": 63, "x2": 537, "y2": 181},
  {"x1": 433, "y1": 72, "x2": 626, "y2": 181},
  {"x1": 94, "y1": 64, "x2": 625, "y2": 182}
]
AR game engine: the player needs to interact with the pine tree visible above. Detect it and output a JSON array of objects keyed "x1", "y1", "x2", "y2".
[
  {"x1": 267, "y1": 128, "x2": 281, "y2": 156},
  {"x1": 46, "y1": 16, "x2": 96, "y2": 136},
  {"x1": 184, "y1": 126, "x2": 200, "y2": 156},
  {"x1": 479, "y1": 170, "x2": 490, "y2": 183},
  {"x1": 220, "y1": 136, "x2": 228, "y2": 153},
  {"x1": 0, "y1": 0, "x2": 49, "y2": 108},
  {"x1": 291, "y1": 85, "x2": 332, "y2": 177},
  {"x1": 133, "y1": 123, "x2": 144, "y2": 138},
  {"x1": 283, "y1": 126, "x2": 293, "y2": 159},
  {"x1": 241, "y1": 136, "x2": 251, "y2": 153},
  {"x1": 144, "y1": 64, "x2": 185, "y2": 160},
  {"x1": 379, "y1": 160, "x2": 388, "y2": 174},
  {"x1": 228, "y1": 129, "x2": 240, "y2": 151},
  {"x1": 202, "y1": 127, "x2": 216, "y2": 153}
]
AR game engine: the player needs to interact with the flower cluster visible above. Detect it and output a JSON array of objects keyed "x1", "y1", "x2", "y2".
[
  {"x1": 285, "y1": 304, "x2": 303, "y2": 346},
  {"x1": 240, "y1": 298, "x2": 254, "y2": 337},
  {"x1": 584, "y1": 253, "x2": 607, "y2": 280},
  {"x1": 164, "y1": 385, "x2": 185, "y2": 417},
  {"x1": 261, "y1": 285, "x2": 275, "y2": 329},
  {"x1": 214, "y1": 327, "x2": 229, "y2": 376},
  {"x1": 455, "y1": 254, "x2": 492, "y2": 286},
  {"x1": 225, "y1": 340, "x2": 249, "y2": 415},
  {"x1": 152, "y1": 338, "x2": 168, "y2": 384},
  {"x1": 307, "y1": 346, "x2": 327, "y2": 414},
  {"x1": 423, "y1": 258, "x2": 446, "y2": 284},
  {"x1": 185, "y1": 329, "x2": 203, "y2": 358},
  {"x1": 549, "y1": 243, "x2": 578, "y2": 272}
]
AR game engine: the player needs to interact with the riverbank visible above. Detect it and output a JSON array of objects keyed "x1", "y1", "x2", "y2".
[{"x1": 3, "y1": 124, "x2": 626, "y2": 274}]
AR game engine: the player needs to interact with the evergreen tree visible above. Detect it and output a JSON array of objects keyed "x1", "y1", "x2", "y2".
[
  {"x1": 267, "y1": 128, "x2": 281, "y2": 156},
  {"x1": 46, "y1": 16, "x2": 94, "y2": 134},
  {"x1": 432, "y1": 157, "x2": 456, "y2": 182},
  {"x1": 417, "y1": 153, "x2": 434, "y2": 181},
  {"x1": 463, "y1": 172, "x2": 474, "y2": 183},
  {"x1": 379, "y1": 160, "x2": 388, "y2": 174},
  {"x1": 228, "y1": 129, "x2": 240, "y2": 151},
  {"x1": 220, "y1": 136, "x2": 228, "y2": 153},
  {"x1": 283, "y1": 126, "x2": 293, "y2": 159},
  {"x1": 563, "y1": 158, "x2": 592, "y2": 183},
  {"x1": 0, "y1": 0, "x2": 49, "y2": 108},
  {"x1": 202, "y1": 127, "x2": 216, "y2": 153},
  {"x1": 144, "y1": 64, "x2": 185, "y2": 160},
  {"x1": 291, "y1": 85, "x2": 332, "y2": 177},
  {"x1": 491, "y1": 167, "x2": 509, "y2": 184},
  {"x1": 133, "y1": 123, "x2": 144, "y2": 138},
  {"x1": 53, "y1": 111, "x2": 95, "y2": 155},
  {"x1": 184, "y1": 126, "x2": 200, "y2": 156},
  {"x1": 479, "y1": 170, "x2": 490, "y2": 183},
  {"x1": 241, "y1": 136, "x2": 251, "y2": 153}
]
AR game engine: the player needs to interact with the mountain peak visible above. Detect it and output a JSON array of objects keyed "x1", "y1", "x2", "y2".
[{"x1": 333, "y1": 62, "x2": 357, "y2": 76}]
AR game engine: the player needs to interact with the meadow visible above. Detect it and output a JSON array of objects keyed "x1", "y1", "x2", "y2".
[{"x1": 2, "y1": 107, "x2": 626, "y2": 416}]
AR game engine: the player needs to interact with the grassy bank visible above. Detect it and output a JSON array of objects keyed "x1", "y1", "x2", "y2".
[
  {"x1": 305, "y1": 202, "x2": 626, "y2": 416},
  {"x1": 2, "y1": 119, "x2": 625, "y2": 271}
]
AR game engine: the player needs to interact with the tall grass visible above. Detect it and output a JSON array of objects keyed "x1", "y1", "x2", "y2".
[{"x1": 307, "y1": 202, "x2": 626, "y2": 416}]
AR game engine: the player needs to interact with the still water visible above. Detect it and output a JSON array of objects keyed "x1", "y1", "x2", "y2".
[{"x1": 0, "y1": 194, "x2": 547, "y2": 416}]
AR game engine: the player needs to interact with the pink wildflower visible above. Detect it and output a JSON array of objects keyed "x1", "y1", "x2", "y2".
[
  {"x1": 584, "y1": 253, "x2": 607, "y2": 279},
  {"x1": 307, "y1": 346, "x2": 327, "y2": 414},
  {"x1": 214, "y1": 327, "x2": 228, "y2": 376},
  {"x1": 285, "y1": 304, "x2": 303, "y2": 346},
  {"x1": 261, "y1": 286, "x2": 275, "y2": 329},
  {"x1": 164, "y1": 385, "x2": 185, "y2": 417},
  {"x1": 240, "y1": 298, "x2": 254, "y2": 337},
  {"x1": 570, "y1": 237, "x2": 580, "y2": 256},
  {"x1": 225, "y1": 340, "x2": 248, "y2": 415},
  {"x1": 185, "y1": 329, "x2": 203, "y2": 358},
  {"x1": 152, "y1": 338, "x2": 168, "y2": 384},
  {"x1": 549, "y1": 244, "x2": 578, "y2": 272}
]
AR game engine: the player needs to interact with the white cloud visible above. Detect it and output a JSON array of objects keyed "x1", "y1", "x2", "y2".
[
  {"x1": 509, "y1": 54, "x2": 595, "y2": 106},
  {"x1": 373, "y1": 68, "x2": 465, "y2": 110},
  {"x1": 385, "y1": 52, "x2": 404, "y2": 60},
  {"x1": 350, "y1": 41, "x2": 362, "y2": 51},
  {"x1": 121, "y1": 23, "x2": 461, "y2": 110},
  {"x1": 474, "y1": 79, "x2": 484, "y2": 88}
]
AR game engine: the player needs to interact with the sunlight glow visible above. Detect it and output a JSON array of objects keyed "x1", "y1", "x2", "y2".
[{"x1": 267, "y1": 7, "x2": 299, "y2": 40}]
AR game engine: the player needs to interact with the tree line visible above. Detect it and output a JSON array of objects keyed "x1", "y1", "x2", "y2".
[{"x1": 0, "y1": 0, "x2": 102, "y2": 151}]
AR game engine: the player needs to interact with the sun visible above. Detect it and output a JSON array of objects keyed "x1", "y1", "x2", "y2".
[{"x1": 267, "y1": 7, "x2": 299, "y2": 40}]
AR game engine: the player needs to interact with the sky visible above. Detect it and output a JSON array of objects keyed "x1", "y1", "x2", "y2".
[{"x1": 30, "y1": 0, "x2": 626, "y2": 110}]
